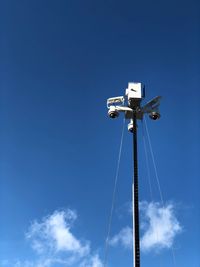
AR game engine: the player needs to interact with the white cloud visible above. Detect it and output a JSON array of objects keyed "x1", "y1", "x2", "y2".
[
  {"x1": 140, "y1": 201, "x2": 182, "y2": 252},
  {"x1": 8, "y1": 256, "x2": 103, "y2": 267},
  {"x1": 26, "y1": 209, "x2": 90, "y2": 258},
  {"x1": 1, "y1": 208, "x2": 103, "y2": 267},
  {"x1": 79, "y1": 254, "x2": 103, "y2": 267},
  {"x1": 109, "y1": 226, "x2": 132, "y2": 249},
  {"x1": 2, "y1": 258, "x2": 77, "y2": 267},
  {"x1": 109, "y1": 201, "x2": 182, "y2": 253}
]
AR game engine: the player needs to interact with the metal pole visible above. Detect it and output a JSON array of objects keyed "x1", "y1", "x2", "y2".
[{"x1": 132, "y1": 110, "x2": 140, "y2": 267}]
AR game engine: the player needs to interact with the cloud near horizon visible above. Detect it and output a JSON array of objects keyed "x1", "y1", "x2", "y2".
[
  {"x1": 26, "y1": 209, "x2": 90, "y2": 257},
  {"x1": 109, "y1": 201, "x2": 182, "y2": 253},
  {"x1": 2, "y1": 209, "x2": 103, "y2": 267}
]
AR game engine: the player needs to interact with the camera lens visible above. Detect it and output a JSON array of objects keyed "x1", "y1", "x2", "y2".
[
  {"x1": 108, "y1": 109, "x2": 119, "y2": 119},
  {"x1": 149, "y1": 112, "x2": 160, "y2": 120}
]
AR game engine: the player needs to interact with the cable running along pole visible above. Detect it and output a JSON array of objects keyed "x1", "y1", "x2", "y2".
[
  {"x1": 132, "y1": 110, "x2": 140, "y2": 267},
  {"x1": 106, "y1": 83, "x2": 161, "y2": 267}
]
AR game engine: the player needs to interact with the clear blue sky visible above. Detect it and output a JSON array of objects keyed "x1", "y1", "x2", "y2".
[{"x1": 1, "y1": 1, "x2": 199, "y2": 267}]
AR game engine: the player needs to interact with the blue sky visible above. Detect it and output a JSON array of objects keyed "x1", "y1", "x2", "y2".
[{"x1": 1, "y1": 0, "x2": 199, "y2": 266}]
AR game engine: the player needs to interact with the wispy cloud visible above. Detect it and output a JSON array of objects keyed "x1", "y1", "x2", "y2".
[
  {"x1": 79, "y1": 254, "x2": 104, "y2": 267},
  {"x1": 2, "y1": 209, "x2": 103, "y2": 267},
  {"x1": 109, "y1": 201, "x2": 182, "y2": 253},
  {"x1": 109, "y1": 226, "x2": 132, "y2": 249},
  {"x1": 140, "y1": 201, "x2": 182, "y2": 252},
  {"x1": 26, "y1": 209, "x2": 90, "y2": 257}
]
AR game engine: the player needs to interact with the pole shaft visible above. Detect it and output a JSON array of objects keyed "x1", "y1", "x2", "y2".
[{"x1": 133, "y1": 111, "x2": 140, "y2": 267}]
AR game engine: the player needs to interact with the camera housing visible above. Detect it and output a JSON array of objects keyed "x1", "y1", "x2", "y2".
[
  {"x1": 108, "y1": 106, "x2": 119, "y2": 119},
  {"x1": 128, "y1": 121, "x2": 134, "y2": 133},
  {"x1": 149, "y1": 111, "x2": 161, "y2": 120}
]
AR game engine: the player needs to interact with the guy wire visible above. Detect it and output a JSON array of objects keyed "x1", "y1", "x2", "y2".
[
  {"x1": 103, "y1": 118, "x2": 125, "y2": 267},
  {"x1": 143, "y1": 116, "x2": 177, "y2": 267}
]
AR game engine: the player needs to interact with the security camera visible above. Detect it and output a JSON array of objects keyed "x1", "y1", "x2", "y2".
[
  {"x1": 108, "y1": 106, "x2": 119, "y2": 119},
  {"x1": 128, "y1": 121, "x2": 134, "y2": 133},
  {"x1": 149, "y1": 111, "x2": 161, "y2": 120},
  {"x1": 107, "y1": 96, "x2": 124, "y2": 107}
]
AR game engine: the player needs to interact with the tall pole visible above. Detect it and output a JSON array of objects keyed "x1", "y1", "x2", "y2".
[
  {"x1": 132, "y1": 110, "x2": 140, "y2": 267},
  {"x1": 107, "y1": 82, "x2": 161, "y2": 267}
]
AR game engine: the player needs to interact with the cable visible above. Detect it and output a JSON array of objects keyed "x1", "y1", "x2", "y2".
[
  {"x1": 103, "y1": 118, "x2": 125, "y2": 267},
  {"x1": 143, "y1": 117, "x2": 164, "y2": 205},
  {"x1": 142, "y1": 121, "x2": 153, "y2": 202},
  {"x1": 142, "y1": 119, "x2": 164, "y2": 267},
  {"x1": 143, "y1": 117, "x2": 177, "y2": 267}
]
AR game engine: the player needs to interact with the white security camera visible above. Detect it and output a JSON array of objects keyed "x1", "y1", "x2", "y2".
[
  {"x1": 149, "y1": 111, "x2": 161, "y2": 120},
  {"x1": 108, "y1": 106, "x2": 119, "y2": 119},
  {"x1": 128, "y1": 121, "x2": 134, "y2": 133},
  {"x1": 107, "y1": 96, "x2": 124, "y2": 107}
]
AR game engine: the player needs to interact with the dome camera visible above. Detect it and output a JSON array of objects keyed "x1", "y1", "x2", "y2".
[
  {"x1": 128, "y1": 122, "x2": 134, "y2": 133},
  {"x1": 108, "y1": 106, "x2": 119, "y2": 119},
  {"x1": 149, "y1": 111, "x2": 161, "y2": 120}
]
